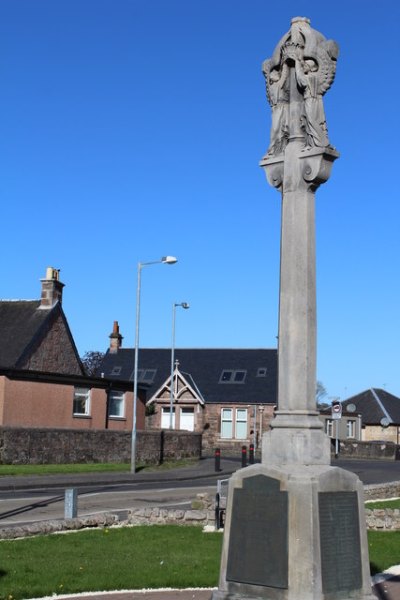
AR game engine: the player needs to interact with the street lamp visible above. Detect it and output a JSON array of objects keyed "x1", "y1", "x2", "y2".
[
  {"x1": 169, "y1": 302, "x2": 190, "y2": 429},
  {"x1": 131, "y1": 256, "x2": 177, "y2": 473}
]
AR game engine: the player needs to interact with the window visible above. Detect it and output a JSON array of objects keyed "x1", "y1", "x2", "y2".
[
  {"x1": 257, "y1": 367, "x2": 268, "y2": 377},
  {"x1": 219, "y1": 370, "x2": 247, "y2": 383},
  {"x1": 161, "y1": 407, "x2": 175, "y2": 429},
  {"x1": 221, "y1": 408, "x2": 233, "y2": 438},
  {"x1": 136, "y1": 369, "x2": 157, "y2": 384},
  {"x1": 110, "y1": 366, "x2": 122, "y2": 376},
  {"x1": 236, "y1": 409, "x2": 248, "y2": 439},
  {"x1": 346, "y1": 419, "x2": 356, "y2": 438},
  {"x1": 325, "y1": 419, "x2": 333, "y2": 437},
  {"x1": 73, "y1": 387, "x2": 90, "y2": 416},
  {"x1": 220, "y1": 408, "x2": 248, "y2": 439},
  {"x1": 108, "y1": 390, "x2": 125, "y2": 418}
]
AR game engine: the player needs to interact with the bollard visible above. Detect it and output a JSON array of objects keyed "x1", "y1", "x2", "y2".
[
  {"x1": 215, "y1": 492, "x2": 221, "y2": 529},
  {"x1": 215, "y1": 447, "x2": 221, "y2": 472},
  {"x1": 241, "y1": 445, "x2": 247, "y2": 468},
  {"x1": 249, "y1": 443, "x2": 255, "y2": 464},
  {"x1": 65, "y1": 488, "x2": 78, "y2": 519}
]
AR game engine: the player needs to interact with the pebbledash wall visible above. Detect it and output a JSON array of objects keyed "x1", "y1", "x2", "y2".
[{"x1": 0, "y1": 427, "x2": 202, "y2": 464}]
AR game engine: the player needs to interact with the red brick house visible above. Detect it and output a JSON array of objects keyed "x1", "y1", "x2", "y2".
[{"x1": 0, "y1": 269, "x2": 145, "y2": 431}]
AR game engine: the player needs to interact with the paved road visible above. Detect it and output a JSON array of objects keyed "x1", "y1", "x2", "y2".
[
  {"x1": 0, "y1": 483, "x2": 219, "y2": 527},
  {"x1": 0, "y1": 456, "x2": 399, "y2": 528},
  {"x1": 0, "y1": 456, "x2": 236, "y2": 527}
]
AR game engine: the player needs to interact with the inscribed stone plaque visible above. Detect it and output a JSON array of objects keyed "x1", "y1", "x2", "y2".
[
  {"x1": 319, "y1": 492, "x2": 362, "y2": 594},
  {"x1": 226, "y1": 475, "x2": 288, "y2": 588}
]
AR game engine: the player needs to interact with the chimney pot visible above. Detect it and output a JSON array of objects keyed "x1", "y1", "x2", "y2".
[
  {"x1": 40, "y1": 266, "x2": 64, "y2": 308},
  {"x1": 109, "y1": 321, "x2": 123, "y2": 353}
]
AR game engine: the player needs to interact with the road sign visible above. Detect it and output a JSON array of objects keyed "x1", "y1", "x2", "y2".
[{"x1": 331, "y1": 402, "x2": 342, "y2": 420}]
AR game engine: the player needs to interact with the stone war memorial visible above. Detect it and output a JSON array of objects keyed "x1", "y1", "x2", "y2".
[{"x1": 212, "y1": 17, "x2": 375, "y2": 600}]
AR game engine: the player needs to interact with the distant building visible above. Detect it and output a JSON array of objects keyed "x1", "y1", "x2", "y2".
[
  {"x1": 98, "y1": 324, "x2": 278, "y2": 453},
  {"x1": 343, "y1": 388, "x2": 400, "y2": 444},
  {"x1": 319, "y1": 406, "x2": 362, "y2": 441}
]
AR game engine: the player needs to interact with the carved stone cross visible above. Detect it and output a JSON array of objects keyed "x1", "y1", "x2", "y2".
[{"x1": 260, "y1": 17, "x2": 339, "y2": 465}]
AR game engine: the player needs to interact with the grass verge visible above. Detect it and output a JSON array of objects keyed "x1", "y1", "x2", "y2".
[
  {"x1": 0, "y1": 458, "x2": 198, "y2": 477},
  {"x1": 0, "y1": 525, "x2": 222, "y2": 600},
  {"x1": 366, "y1": 498, "x2": 400, "y2": 510}
]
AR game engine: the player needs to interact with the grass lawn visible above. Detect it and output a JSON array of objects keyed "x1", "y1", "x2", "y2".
[
  {"x1": 369, "y1": 530, "x2": 400, "y2": 574},
  {"x1": 366, "y1": 498, "x2": 400, "y2": 510},
  {"x1": 0, "y1": 525, "x2": 222, "y2": 600},
  {"x1": 0, "y1": 526, "x2": 399, "y2": 600},
  {"x1": 0, "y1": 458, "x2": 198, "y2": 477}
]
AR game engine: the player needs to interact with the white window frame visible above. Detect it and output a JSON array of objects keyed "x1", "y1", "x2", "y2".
[
  {"x1": 221, "y1": 408, "x2": 233, "y2": 438},
  {"x1": 161, "y1": 406, "x2": 175, "y2": 429},
  {"x1": 108, "y1": 390, "x2": 125, "y2": 418},
  {"x1": 73, "y1": 387, "x2": 91, "y2": 416},
  {"x1": 325, "y1": 419, "x2": 333, "y2": 437},
  {"x1": 220, "y1": 408, "x2": 248, "y2": 439},
  {"x1": 346, "y1": 419, "x2": 356, "y2": 439},
  {"x1": 235, "y1": 408, "x2": 248, "y2": 439}
]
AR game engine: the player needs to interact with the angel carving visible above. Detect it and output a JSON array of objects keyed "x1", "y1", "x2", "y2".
[
  {"x1": 262, "y1": 18, "x2": 339, "y2": 155},
  {"x1": 294, "y1": 38, "x2": 339, "y2": 149},
  {"x1": 262, "y1": 59, "x2": 289, "y2": 156}
]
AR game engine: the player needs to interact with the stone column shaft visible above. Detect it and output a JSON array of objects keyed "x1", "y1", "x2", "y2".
[{"x1": 278, "y1": 186, "x2": 316, "y2": 414}]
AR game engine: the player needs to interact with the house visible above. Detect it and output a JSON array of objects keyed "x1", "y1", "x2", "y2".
[
  {"x1": 98, "y1": 323, "x2": 278, "y2": 453},
  {"x1": 319, "y1": 406, "x2": 363, "y2": 441},
  {"x1": 0, "y1": 367, "x2": 145, "y2": 431},
  {"x1": 0, "y1": 267, "x2": 84, "y2": 375},
  {"x1": 342, "y1": 388, "x2": 400, "y2": 444},
  {"x1": 0, "y1": 269, "x2": 146, "y2": 431}
]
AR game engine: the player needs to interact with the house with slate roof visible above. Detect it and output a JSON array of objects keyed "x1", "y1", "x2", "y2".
[
  {"x1": 98, "y1": 323, "x2": 278, "y2": 452},
  {"x1": 0, "y1": 270, "x2": 145, "y2": 431},
  {"x1": 342, "y1": 388, "x2": 400, "y2": 444},
  {"x1": 0, "y1": 267, "x2": 83, "y2": 375}
]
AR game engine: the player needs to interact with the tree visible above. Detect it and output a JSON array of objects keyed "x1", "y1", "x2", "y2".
[
  {"x1": 81, "y1": 351, "x2": 105, "y2": 376},
  {"x1": 316, "y1": 380, "x2": 328, "y2": 408}
]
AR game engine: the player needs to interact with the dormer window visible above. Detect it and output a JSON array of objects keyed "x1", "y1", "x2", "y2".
[
  {"x1": 136, "y1": 369, "x2": 157, "y2": 384},
  {"x1": 219, "y1": 370, "x2": 247, "y2": 383}
]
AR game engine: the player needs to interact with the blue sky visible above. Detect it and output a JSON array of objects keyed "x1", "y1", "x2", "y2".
[{"x1": 0, "y1": 1, "x2": 399, "y2": 402}]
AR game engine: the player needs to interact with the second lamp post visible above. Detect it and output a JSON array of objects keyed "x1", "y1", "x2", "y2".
[{"x1": 169, "y1": 301, "x2": 190, "y2": 429}]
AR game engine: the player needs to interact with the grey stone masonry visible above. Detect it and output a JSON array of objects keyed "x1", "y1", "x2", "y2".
[{"x1": 213, "y1": 17, "x2": 375, "y2": 600}]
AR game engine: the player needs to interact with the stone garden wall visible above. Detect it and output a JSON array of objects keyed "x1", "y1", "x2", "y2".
[
  {"x1": 337, "y1": 440, "x2": 399, "y2": 460},
  {"x1": 3, "y1": 487, "x2": 400, "y2": 540},
  {"x1": 0, "y1": 427, "x2": 202, "y2": 465}
]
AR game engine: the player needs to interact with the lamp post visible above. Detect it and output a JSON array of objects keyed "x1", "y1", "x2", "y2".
[
  {"x1": 169, "y1": 302, "x2": 190, "y2": 429},
  {"x1": 131, "y1": 256, "x2": 177, "y2": 474}
]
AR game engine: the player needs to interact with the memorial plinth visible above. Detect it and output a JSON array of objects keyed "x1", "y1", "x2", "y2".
[{"x1": 212, "y1": 17, "x2": 375, "y2": 600}]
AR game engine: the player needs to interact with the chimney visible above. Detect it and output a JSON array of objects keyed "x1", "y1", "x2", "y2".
[
  {"x1": 40, "y1": 267, "x2": 64, "y2": 308},
  {"x1": 109, "y1": 321, "x2": 123, "y2": 353}
]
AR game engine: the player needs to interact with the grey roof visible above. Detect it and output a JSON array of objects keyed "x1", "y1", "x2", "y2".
[
  {"x1": 0, "y1": 301, "x2": 54, "y2": 367},
  {"x1": 98, "y1": 348, "x2": 277, "y2": 405},
  {"x1": 342, "y1": 388, "x2": 400, "y2": 425}
]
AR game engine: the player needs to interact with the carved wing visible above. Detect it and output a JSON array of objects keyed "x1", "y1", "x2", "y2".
[
  {"x1": 262, "y1": 58, "x2": 273, "y2": 107},
  {"x1": 315, "y1": 40, "x2": 339, "y2": 96}
]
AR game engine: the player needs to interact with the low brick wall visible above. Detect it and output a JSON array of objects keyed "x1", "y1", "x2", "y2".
[{"x1": 0, "y1": 427, "x2": 202, "y2": 465}]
